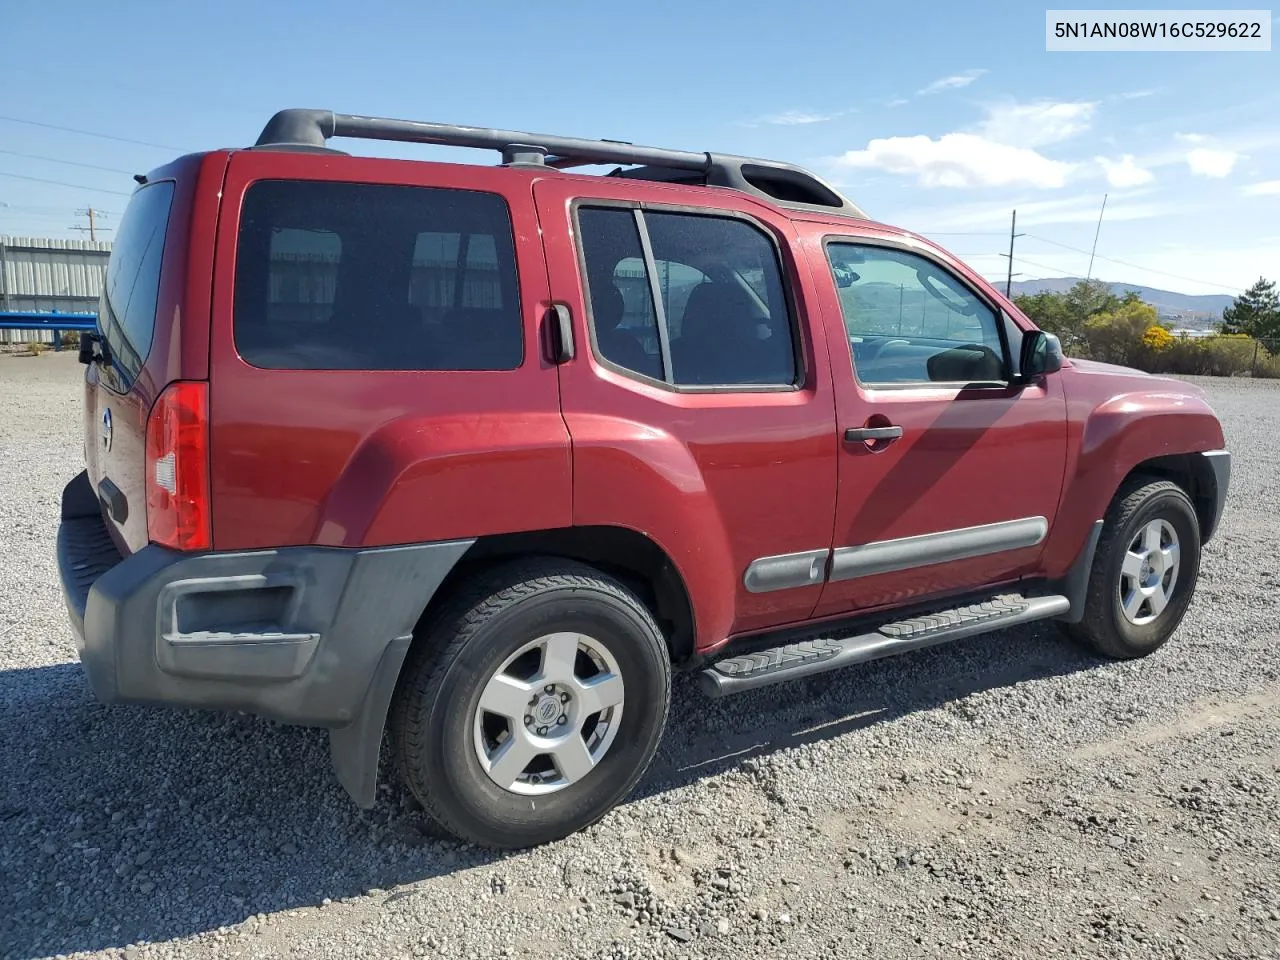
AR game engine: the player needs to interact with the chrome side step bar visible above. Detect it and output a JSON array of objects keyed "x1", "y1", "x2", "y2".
[{"x1": 698, "y1": 593, "x2": 1070, "y2": 698}]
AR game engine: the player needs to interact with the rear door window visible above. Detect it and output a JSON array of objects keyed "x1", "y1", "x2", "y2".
[
  {"x1": 233, "y1": 181, "x2": 522, "y2": 370},
  {"x1": 575, "y1": 206, "x2": 798, "y2": 388},
  {"x1": 98, "y1": 181, "x2": 175, "y2": 390}
]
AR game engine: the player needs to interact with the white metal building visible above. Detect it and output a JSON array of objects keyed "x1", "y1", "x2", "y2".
[{"x1": 0, "y1": 236, "x2": 111, "y2": 343}]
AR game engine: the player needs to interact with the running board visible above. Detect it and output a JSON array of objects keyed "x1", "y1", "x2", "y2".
[{"x1": 698, "y1": 593, "x2": 1070, "y2": 698}]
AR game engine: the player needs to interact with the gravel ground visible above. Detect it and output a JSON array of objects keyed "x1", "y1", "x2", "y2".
[{"x1": 2, "y1": 352, "x2": 1279, "y2": 960}]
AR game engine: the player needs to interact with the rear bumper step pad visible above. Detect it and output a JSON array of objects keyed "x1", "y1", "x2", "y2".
[{"x1": 699, "y1": 593, "x2": 1069, "y2": 698}]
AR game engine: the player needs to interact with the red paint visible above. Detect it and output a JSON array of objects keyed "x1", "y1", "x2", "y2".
[
  {"x1": 87, "y1": 143, "x2": 1227, "y2": 654},
  {"x1": 533, "y1": 178, "x2": 838, "y2": 642},
  {"x1": 205, "y1": 153, "x2": 571, "y2": 550},
  {"x1": 85, "y1": 152, "x2": 228, "y2": 555},
  {"x1": 795, "y1": 223, "x2": 1069, "y2": 616}
]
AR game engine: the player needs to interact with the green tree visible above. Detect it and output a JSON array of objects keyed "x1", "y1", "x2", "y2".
[
  {"x1": 1080, "y1": 299, "x2": 1160, "y2": 367},
  {"x1": 1013, "y1": 279, "x2": 1131, "y2": 355},
  {"x1": 1220, "y1": 277, "x2": 1280, "y2": 340},
  {"x1": 1012, "y1": 290, "x2": 1075, "y2": 344},
  {"x1": 1066, "y1": 279, "x2": 1124, "y2": 319}
]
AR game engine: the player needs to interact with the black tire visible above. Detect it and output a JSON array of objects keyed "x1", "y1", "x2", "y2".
[
  {"x1": 389, "y1": 558, "x2": 671, "y2": 849},
  {"x1": 1064, "y1": 479, "x2": 1201, "y2": 659}
]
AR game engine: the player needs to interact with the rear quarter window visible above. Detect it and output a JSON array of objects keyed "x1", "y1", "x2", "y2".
[
  {"x1": 99, "y1": 181, "x2": 175, "y2": 390},
  {"x1": 232, "y1": 180, "x2": 523, "y2": 371}
]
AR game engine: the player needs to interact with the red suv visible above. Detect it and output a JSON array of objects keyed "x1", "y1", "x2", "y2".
[{"x1": 57, "y1": 109, "x2": 1230, "y2": 849}]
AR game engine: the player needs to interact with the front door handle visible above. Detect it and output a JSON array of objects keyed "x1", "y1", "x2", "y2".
[{"x1": 844, "y1": 425, "x2": 904, "y2": 442}]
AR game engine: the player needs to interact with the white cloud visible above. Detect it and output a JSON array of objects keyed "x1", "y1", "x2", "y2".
[
  {"x1": 885, "y1": 97, "x2": 910, "y2": 108},
  {"x1": 1097, "y1": 154, "x2": 1154, "y2": 188},
  {"x1": 1243, "y1": 180, "x2": 1280, "y2": 196},
  {"x1": 1117, "y1": 89, "x2": 1158, "y2": 100},
  {"x1": 1186, "y1": 148, "x2": 1239, "y2": 178},
  {"x1": 832, "y1": 99, "x2": 1103, "y2": 191},
  {"x1": 917, "y1": 69, "x2": 988, "y2": 96},
  {"x1": 1175, "y1": 132, "x2": 1206, "y2": 144},
  {"x1": 758, "y1": 109, "x2": 842, "y2": 126},
  {"x1": 835, "y1": 133, "x2": 1073, "y2": 189},
  {"x1": 979, "y1": 100, "x2": 1097, "y2": 147}
]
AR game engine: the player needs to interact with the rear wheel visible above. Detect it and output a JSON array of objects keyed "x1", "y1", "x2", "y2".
[
  {"x1": 390, "y1": 559, "x2": 671, "y2": 849},
  {"x1": 1065, "y1": 479, "x2": 1201, "y2": 659}
]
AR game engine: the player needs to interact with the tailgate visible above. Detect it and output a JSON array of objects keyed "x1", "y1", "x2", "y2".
[{"x1": 83, "y1": 180, "x2": 178, "y2": 555}]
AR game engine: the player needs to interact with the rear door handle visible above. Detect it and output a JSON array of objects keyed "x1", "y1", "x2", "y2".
[
  {"x1": 844, "y1": 425, "x2": 904, "y2": 442},
  {"x1": 547, "y1": 303, "x2": 574, "y2": 363}
]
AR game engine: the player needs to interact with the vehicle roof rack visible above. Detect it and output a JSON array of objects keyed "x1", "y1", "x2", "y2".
[{"x1": 254, "y1": 109, "x2": 867, "y2": 219}]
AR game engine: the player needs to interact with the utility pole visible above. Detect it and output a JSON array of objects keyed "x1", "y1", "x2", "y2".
[
  {"x1": 1002, "y1": 209, "x2": 1025, "y2": 297},
  {"x1": 72, "y1": 207, "x2": 110, "y2": 242},
  {"x1": 0, "y1": 201, "x2": 9, "y2": 311},
  {"x1": 1086, "y1": 194, "x2": 1108, "y2": 282},
  {"x1": 0, "y1": 237, "x2": 8, "y2": 311}
]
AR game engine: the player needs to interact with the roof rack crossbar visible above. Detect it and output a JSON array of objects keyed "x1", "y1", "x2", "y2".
[
  {"x1": 254, "y1": 109, "x2": 867, "y2": 219},
  {"x1": 256, "y1": 109, "x2": 710, "y2": 171}
]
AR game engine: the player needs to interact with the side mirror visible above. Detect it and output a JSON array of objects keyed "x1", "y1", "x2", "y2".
[
  {"x1": 1019, "y1": 330, "x2": 1063, "y2": 379},
  {"x1": 831, "y1": 263, "x2": 860, "y2": 288}
]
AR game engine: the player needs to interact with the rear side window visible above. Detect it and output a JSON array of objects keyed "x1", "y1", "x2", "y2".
[
  {"x1": 233, "y1": 181, "x2": 522, "y2": 370},
  {"x1": 99, "y1": 181, "x2": 174, "y2": 389}
]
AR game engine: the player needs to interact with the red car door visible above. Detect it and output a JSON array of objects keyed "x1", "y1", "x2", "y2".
[
  {"x1": 533, "y1": 177, "x2": 838, "y2": 650},
  {"x1": 802, "y1": 223, "x2": 1069, "y2": 617}
]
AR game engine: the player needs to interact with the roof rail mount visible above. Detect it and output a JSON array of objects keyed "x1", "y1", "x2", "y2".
[{"x1": 255, "y1": 108, "x2": 866, "y2": 219}]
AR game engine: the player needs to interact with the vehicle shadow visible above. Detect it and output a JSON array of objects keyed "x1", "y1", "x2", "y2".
[{"x1": 0, "y1": 621, "x2": 1100, "y2": 958}]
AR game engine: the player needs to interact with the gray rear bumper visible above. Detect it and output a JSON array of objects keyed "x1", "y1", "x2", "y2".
[{"x1": 56, "y1": 470, "x2": 472, "y2": 805}]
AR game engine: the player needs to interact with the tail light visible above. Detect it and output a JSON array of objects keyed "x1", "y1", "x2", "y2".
[{"x1": 145, "y1": 381, "x2": 211, "y2": 551}]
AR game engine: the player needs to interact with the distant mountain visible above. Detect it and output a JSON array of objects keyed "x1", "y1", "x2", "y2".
[{"x1": 1007, "y1": 277, "x2": 1232, "y2": 325}]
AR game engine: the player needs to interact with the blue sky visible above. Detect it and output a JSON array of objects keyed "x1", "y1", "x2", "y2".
[{"x1": 1, "y1": 0, "x2": 1277, "y2": 296}]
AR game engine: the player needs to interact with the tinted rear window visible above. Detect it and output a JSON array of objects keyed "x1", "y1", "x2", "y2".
[
  {"x1": 99, "y1": 181, "x2": 174, "y2": 389},
  {"x1": 233, "y1": 180, "x2": 522, "y2": 370}
]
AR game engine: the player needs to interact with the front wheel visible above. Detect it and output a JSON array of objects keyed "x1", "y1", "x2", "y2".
[
  {"x1": 1064, "y1": 479, "x2": 1202, "y2": 659},
  {"x1": 389, "y1": 559, "x2": 671, "y2": 849}
]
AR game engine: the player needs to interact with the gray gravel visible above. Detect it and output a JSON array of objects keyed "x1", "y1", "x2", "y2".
[{"x1": 2, "y1": 352, "x2": 1279, "y2": 960}]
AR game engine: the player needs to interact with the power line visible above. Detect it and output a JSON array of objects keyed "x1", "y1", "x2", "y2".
[
  {"x1": 2, "y1": 212, "x2": 94, "y2": 223},
  {"x1": 0, "y1": 114, "x2": 182, "y2": 151},
  {"x1": 1023, "y1": 233, "x2": 1240, "y2": 292},
  {"x1": 0, "y1": 149, "x2": 137, "y2": 176},
  {"x1": 0, "y1": 200, "x2": 118, "y2": 220},
  {"x1": 0, "y1": 171, "x2": 133, "y2": 197},
  {"x1": 1086, "y1": 193, "x2": 1108, "y2": 282},
  {"x1": 1012, "y1": 254, "x2": 1081, "y2": 276},
  {"x1": 1, "y1": 198, "x2": 121, "y2": 215}
]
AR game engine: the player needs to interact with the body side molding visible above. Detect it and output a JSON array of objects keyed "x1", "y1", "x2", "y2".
[
  {"x1": 829, "y1": 516, "x2": 1048, "y2": 582},
  {"x1": 742, "y1": 548, "x2": 831, "y2": 593}
]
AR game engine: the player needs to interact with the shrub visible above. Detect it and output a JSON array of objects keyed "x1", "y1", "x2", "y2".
[
  {"x1": 1151, "y1": 333, "x2": 1256, "y2": 377},
  {"x1": 1197, "y1": 335, "x2": 1257, "y2": 377},
  {"x1": 1142, "y1": 325, "x2": 1175, "y2": 351},
  {"x1": 27, "y1": 340, "x2": 47, "y2": 357},
  {"x1": 1080, "y1": 301, "x2": 1158, "y2": 367},
  {"x1": 61, "y1": 331, "x2": 81, "y2": 348},
  {"x1": 1253, "y1": 349, "x2": 1280, "y2": 379}
]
